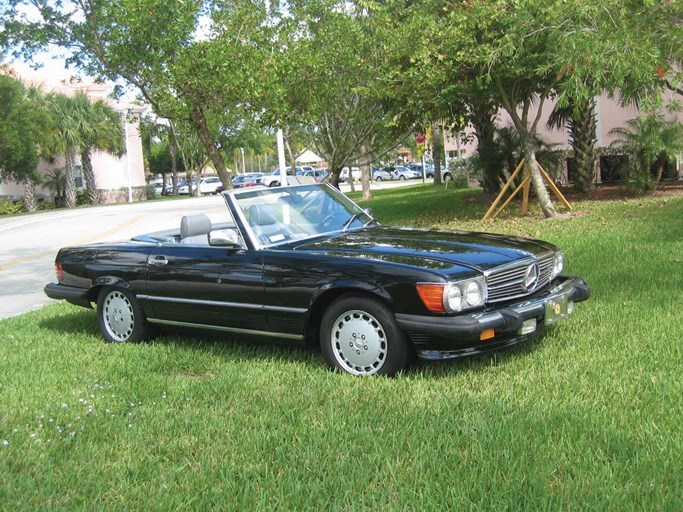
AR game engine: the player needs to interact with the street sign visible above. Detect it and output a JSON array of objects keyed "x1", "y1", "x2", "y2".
[{"x1": 415, "y1": 131, "x2": 426, "y2": 144}]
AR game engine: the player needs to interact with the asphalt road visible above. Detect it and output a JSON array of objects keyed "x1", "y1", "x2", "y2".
[
  {"x1": 0, "y1": 179, "x2": 419, "y2": 319},
  {"x1": 0, "y1": 195, "x2": 229, "y2": 319}
]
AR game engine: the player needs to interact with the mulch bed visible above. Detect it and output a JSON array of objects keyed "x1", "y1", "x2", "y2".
[{"x1": 469, "y1": 181, "x2": 683, "y2": 203}]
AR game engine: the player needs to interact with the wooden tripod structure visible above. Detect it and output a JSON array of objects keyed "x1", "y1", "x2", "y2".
[{"x1": 482, "y1": 159, "x2": 572, "y2": 221}]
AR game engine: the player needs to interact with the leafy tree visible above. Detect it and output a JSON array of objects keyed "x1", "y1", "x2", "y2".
[
  {"x1": 280, "y1": 0, "x2": 404, "y2": 197},
  {"x1": 376, "y1": 0, "x2": 682, "y2": 217},
  {"x1": 3, "y1": 0, "x2": 277, "y2": 191},
  {"x1": 0, "y1": 72, "x2": 48, "y2": 212}
]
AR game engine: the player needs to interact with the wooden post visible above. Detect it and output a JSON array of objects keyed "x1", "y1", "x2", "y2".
[
  {"x1": 482, "y1": 160, "x2": 573, "y2": 220},
  {"x1": 482, "y1": 159, "x2": 526, "y2": 221},
  {"x1": 492, "y1": 174, "x2": 530, "y2": 219},
  {"x1": 537, "y1": 163, "x2": 572, "y2": 211}
]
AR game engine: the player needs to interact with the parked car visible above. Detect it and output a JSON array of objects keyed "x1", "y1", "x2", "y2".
[
  {"x1": 408, "y1": 163, "x2": 453, "y2": 181},
  {"x1": 339, "y1": 167, "x2": 361, "y2": 182},
  {"x1": 302, "y1": 169, "x2": 328, "y2": 182},
  {"x1": 197, "y1": 176, "x2": 222, "y2": 194},
  {"x1": 384, "y1": 166, "x2": 421, "y2": 180},
  {"x1": 372, "y1": 168, "x2": 394, "y2": 182},
  {"x1": 176, "y1": 179, "x2": 197, "y2": 195},
  {"x1": 45, "y1": 183, "x2": 590, "y2": 377},
  {"x1": 233, "y1": 173, "x2": 263, "y2": 189},
  {"x1": 408, "y1": 162, "x2": 434, "y2": 177},
  {"x1": 165, "y1": 179, "x2": 189, "y2": 195},
  {"x1": 261, "y1": 167, "x2": 300, "y2": 187}
]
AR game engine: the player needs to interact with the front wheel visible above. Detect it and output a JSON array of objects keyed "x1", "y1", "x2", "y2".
[
  {"x1": 269, "y1": 181, "x2": 280, "y2": 187},
  {"x1": 320, "y1": 294, "x2": 413, "y2": 376},
  {"x1": 399, "y1": 175, "x2": 406, "y2": 181},
  {"x1": 375, "y1": 176, "x2": 383, "y2": 182},
  {"x1": 97, "y1": 286, "x2": 154, "y2": 343}
]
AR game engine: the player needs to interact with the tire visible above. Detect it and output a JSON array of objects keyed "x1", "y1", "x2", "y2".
[
  {"x1": 320, "y1": 294, "x2": 413, "y2": 376},
  {"x1": 97, "y1": 286, "x2": 153, "y2": 343},
  {"x1": 399, "y1": 175, "x2": 406, "y2": 181},
  {"x1": 269, "y1": 181, "x2": 279, "y2": 187},
  {"x1": 443, "y1": 173, "x2": 452, "y2": 182},
  {"x1": 375, "y1": 176, "x2": 383, "y2": 182}
]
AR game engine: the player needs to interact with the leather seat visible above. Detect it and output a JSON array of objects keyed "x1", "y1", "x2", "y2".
[{"x1": 180, "y1": 214, "x2": 212, "y2": 244}]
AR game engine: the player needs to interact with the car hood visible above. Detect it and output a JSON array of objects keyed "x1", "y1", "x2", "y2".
[{"x1": 294, "y1": 226, "x2": 556, "y2": 273}]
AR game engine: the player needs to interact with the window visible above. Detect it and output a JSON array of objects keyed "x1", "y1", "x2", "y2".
[{"x1": 74, "y1": 165, "x2": 84, "y2": 188}]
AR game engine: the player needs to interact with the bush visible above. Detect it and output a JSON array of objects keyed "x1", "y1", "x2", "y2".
[{"x1": 0, "y1": 199, "x2": 24, "y2": 216}]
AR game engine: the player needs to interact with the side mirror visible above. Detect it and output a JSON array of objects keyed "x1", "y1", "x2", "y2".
[{"x1": 209, "y1": 229, "x2": 241, "y2": 247}]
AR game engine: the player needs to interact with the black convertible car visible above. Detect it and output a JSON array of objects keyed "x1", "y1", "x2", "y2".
[{"x1": 45, "y1": 183, "x2": 590, "y2": 376}]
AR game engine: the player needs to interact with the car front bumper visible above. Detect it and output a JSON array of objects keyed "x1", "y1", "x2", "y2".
[{"x1": 395, "y1": 275, "x2": 590, "y2": 360}]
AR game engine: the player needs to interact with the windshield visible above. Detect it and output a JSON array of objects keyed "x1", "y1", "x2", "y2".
[{"x1": 231, "y1": 184, "x2": 374, "y2": 248}]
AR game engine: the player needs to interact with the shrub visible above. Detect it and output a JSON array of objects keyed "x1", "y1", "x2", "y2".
[{"x1": 0, "y1": 199, "x2": 24, "y2": 216}]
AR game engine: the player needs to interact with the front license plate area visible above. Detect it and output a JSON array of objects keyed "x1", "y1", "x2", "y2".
[{"x1": 544, "y1": 297, "x2": 571, "y2": 325}]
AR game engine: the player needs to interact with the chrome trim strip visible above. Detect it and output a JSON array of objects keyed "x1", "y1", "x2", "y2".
[
  {"x1": 136, "y1": 294, "x2": 307, "y2": 314},
  {"x1": 146, "y1": 318, "x2": 304, "y2": 341}
]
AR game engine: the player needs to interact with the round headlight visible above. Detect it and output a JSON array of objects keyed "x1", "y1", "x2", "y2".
[
  {"x1": 553, "y1": 252, "x2": 564, "y2": 277},
  {"x1": 446, "y1": 285, "x2": 463, "y2": 312},
  {"x1": 465, "y1": 280, "x2": 483, "y2": 306}
]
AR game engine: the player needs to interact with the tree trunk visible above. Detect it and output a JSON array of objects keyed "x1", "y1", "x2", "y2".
[
  {"x1": 471, "y1": 103, "x2": 502, "y2": 193},
  {"x1": 64, "y1": 152, "x2": 77, "y2": 208},
  {"x1": 81, "y1": 150, "x2": 100, "y2": 204},
  {"x1": 190, "y1": 106, "x2": 232, "y2": 189},
  {"x1": 432, "y1": 122, "x2": 443, "y2": 186},
  {"x1": 360, "y1": 142, "x2": 373, "y2": 201},
  {"x1": 652, "y1": 153, "x2": 668, "y2": 190},
  {"x1": 524, "y1": 143, "x2": 558, "y2": 218},
  {"x1": 23, "y1": 179, "x2": 37, "y2": 212},
  {"x1": 570, "y1": 99, "x2": 597, "y2": 193}
]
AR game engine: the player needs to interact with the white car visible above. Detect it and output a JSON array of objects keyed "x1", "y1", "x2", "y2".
[
  {"x1": 197, "y1": 176, "x2": 222, "y2": 194},
  {"x1": 261, "y1": 167, "x2": 300, "y2": 187},
  {"x1": 178, "y1": 177, "x2": 222, "y2": 195}
]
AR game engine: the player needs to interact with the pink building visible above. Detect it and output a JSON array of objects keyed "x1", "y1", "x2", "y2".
[
  {"x1": 444, "y1": 94, "x2": 683, "y2": 184},
  {"x1": 1, "y1": 64, "x2": 146, "y2": 203}
]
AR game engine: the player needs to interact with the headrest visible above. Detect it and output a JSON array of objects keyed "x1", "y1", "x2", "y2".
[
  {"x1": 249, "y1": 204, "x2": 277, "y2": 226},
  {"x1": 180, "y1": 214, "x2": 212, "y2": 239}
]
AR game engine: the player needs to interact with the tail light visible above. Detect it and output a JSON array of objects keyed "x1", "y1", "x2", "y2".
[{"x1": 55, "y1": 263, "x2": 64, "y2": 282}]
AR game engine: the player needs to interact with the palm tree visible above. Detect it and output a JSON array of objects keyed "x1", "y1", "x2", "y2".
[
  {"x1": 548, "y1": 98, "x2": 597, "y2": 193},
  {"x1": 43, "y1": 168, "x2": 67, "y2": 203},
  {"x1": 45, "y1": 92, "x2": 125, "y2": 208},
  {"x1": 75, "y1": 94, "x2": 125, "y2": 204},
  {"x1": 610, "y1": 113, "x2": 683, "y2": 194}
]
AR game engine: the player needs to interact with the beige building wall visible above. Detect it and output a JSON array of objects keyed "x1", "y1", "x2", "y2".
[
  {"x1": 0, "y1": 64, "x2": 147, "y2": 202},
  {"x1": 444, "y1": 94, "x2": 682, "y2": 182}
]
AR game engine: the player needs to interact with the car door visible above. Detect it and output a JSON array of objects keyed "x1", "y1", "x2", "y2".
[{"x1": 142, "y1": 242, "x2": 268, "y2": 333}]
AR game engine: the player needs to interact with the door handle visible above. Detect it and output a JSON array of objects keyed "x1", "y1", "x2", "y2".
[{"x1": 149, "y1": 256, "x2": 168, "y2": 266}]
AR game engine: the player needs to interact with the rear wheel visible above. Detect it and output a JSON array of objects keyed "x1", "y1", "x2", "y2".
[
  {"x1": 399, "y1": 175, "x2": 406, "y2": 181},
  {"x1": 97, "y1": 286, "x2": 153, "y2": 343},
  {"x1": 320, "y1": 294, "x2": 413, "y2": 376}
]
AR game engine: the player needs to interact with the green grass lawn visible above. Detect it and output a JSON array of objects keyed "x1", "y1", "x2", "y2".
[{"x1": 2, "y1": 184, "x2": 682, "y2": 510}]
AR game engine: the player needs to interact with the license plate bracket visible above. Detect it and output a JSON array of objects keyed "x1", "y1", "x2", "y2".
[{"x1": 544, "y1": 297, "x2": 571, "y2": 325}]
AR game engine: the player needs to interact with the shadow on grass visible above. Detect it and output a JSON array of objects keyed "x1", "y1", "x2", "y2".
[{"x1": 37, "y1": 303, "x2": 543, "y2": 379}]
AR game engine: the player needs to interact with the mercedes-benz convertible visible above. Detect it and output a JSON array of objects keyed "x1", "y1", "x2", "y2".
[{"x1": 45, "y1": 183, "x2": 590, "y2": 376}]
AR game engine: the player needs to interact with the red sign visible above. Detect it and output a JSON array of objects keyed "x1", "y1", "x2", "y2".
[{"x1": 415, "y1": 131, "x2": 426, "y2": 144}]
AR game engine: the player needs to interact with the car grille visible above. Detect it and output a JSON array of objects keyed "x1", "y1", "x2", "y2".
[{"x1": 486, "y1": 252, "x2": 555, "y2": 303}]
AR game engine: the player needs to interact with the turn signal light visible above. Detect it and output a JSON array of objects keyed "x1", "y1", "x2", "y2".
[
  {"x1": 416, "y1": 283, "x2": 446, "y2": 313},
  {"x1": 480, "y1": 328, "x2": 495, "y2": 341}
]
